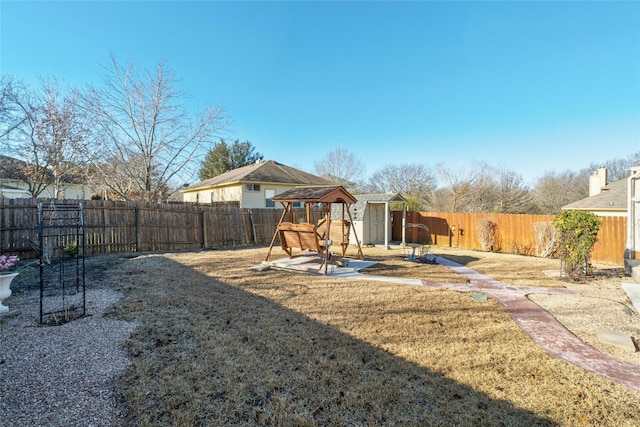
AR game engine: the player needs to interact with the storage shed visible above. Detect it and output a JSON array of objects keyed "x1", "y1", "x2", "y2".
[{"x1": 338, "y1": 193, "x2": 407, "y2": 248}]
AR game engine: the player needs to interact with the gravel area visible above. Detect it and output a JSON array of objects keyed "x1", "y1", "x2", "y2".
[
  {"x1": 0, "y1": 286, "x2": 136, "y2": 427},
  {"x1": 529, "y1": 270, "x2": 640, "y2": 366}
]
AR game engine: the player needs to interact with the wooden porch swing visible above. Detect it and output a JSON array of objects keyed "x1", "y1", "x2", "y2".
[{"x1": 264, "y1": 185, "x2": 364, "y2": 274}]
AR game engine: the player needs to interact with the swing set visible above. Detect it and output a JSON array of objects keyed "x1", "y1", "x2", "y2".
[{"x1": 264, "y1": 185, "x2": 364, "y2": 274}]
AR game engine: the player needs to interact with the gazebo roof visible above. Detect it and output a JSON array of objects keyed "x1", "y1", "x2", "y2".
[{"x1": 272, "y1": 185, "x2": 357, "y2": 204}]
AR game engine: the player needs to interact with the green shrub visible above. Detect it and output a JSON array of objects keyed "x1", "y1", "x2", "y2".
[
  {"x1": 64, "y1": 241, "x2": 79, "y2": 258},
  {"x1": 552, "y1": 211, "x2": 600, "y2": 280}
]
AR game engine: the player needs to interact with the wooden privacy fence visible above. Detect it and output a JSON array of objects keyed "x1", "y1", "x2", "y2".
[
  {"x1": 0, "y1": 198, "x2": 313, "y2": 259},
  {"x1": 393, "y1": 211, "x2": 627, "y2": 265},
  {"x1": 1, "y1": 198, "x2": 628, "y2": 265}
]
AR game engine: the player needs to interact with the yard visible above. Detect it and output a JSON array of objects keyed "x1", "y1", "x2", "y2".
[{"x1": 2, "y1": 245, "x2": 639, "y2": 426}]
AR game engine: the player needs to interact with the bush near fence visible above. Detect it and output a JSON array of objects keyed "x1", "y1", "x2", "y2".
[
  {"x1": 392, "y1": 211, "x2": 626, "y2": 266},
  {"x1": 0, "y1": 198, "x2": 319, "y2": 260},
  {"x1": 0, "y1": 199, "x2": 627, "y2": 266}
]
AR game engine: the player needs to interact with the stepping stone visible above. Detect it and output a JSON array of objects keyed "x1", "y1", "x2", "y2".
[
  {"x1": 596, "y1": 328, "x2": 637, "y2": 352},
  {"x1": 622, "y1": 283, "x2": 640, "y2": 315},
  {"x1": 470, "y1": 293, "x2": 488, "y2": 301}
]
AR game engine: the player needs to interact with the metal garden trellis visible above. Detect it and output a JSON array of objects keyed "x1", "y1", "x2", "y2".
[{"x1": 37, "y1": 202, "x2": 86, "y2": 324}]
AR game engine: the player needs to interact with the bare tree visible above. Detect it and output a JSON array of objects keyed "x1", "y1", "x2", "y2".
[
  {"x1": 314, "y1": 148, "x2": 366, "y2": 189},
  {"x1": 3, "y1": 77, "x2": 91, "y2": 197},
  {"x1": 82, "y1": 55, "x2": 227, "y2": 202},
  {"x1": 531, "y1": 170, "x2": 588, "y2": 214},
  {"x1": 586, "y1": 151, "x2": 640, "y2": 182},
  {"x1": 366, "y1": 163, "x2": 435, "y2": 210},
  {"x1": 433, "y1": 163, "x2": 478, "y2": 212},
  {"x1": 430, "y1": 162, "x2": 533, "y2": 214},
  {"x1": 466, "y1": 165, "x2": 495, "y2": 213},
  {"x1": 427, "y1": 187, "x2": 452, "y2": 212},
  {"x1": 0, "y1": 75, "x2": 27, "y2": 140},
  {"x1": 86, "y1": 154, "x2": 169, "y2": 201},
  {"x1": 467, "y1": 163, "x2": 533, "y2": 213},
  {"x1": 33, "y1": 79, "x2": 91, "y2": 198}
]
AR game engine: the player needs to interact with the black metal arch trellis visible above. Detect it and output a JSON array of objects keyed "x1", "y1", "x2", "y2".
[{"x1": 37, "y1": 202, "x2": 86, "y2": 324}]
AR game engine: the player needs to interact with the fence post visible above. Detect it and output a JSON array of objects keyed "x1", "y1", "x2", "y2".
[
  {"x1": 134, "y1": 203, "x2": 141, "y2": 252},
  {"x1": 202, "y1": 211, "x2": 208, "y2": 248},
  {"x1": 249, "y1": 209, "x2": 258, "y2": 245}
]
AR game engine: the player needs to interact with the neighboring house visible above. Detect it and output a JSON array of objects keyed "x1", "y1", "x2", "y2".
[
  {"x1": 625, "y1": 166, "x2": 640, "y2": 281},
  {"x1": 181, "y1": 160, "x2": 333, "y2": 208},
  {"x1": 563, "y1": 166, "x2": 640, "y2": 281},
  {"x1": 0, "y1": 183, "x2": 31, "y2": 198},
  {"x1": 0, "y1": 155, "x2": 95, "y2": 200},
  {"x1": 332, "y1": 193, "x2": 407, "y2": 248},
  {"x1": 562, "y1": 167, "x2": 627, "y2": 217},
  {"x1": 0, "y1": 178, "x2": 94, "y2": 200}
]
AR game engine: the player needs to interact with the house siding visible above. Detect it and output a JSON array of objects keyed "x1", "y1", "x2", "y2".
[
  {"x1": 212, "y1": 186, "x2": 242, "y2": 203},
  {"x1": 184, "y1": 185, "x2": 242, "y2": 204},
  {"x1": 0, "y1": 180, "x2": 93, "y2": 200},
  {"x1": 242, "y1": 184, "x2": 305, "y2": 209},
  {"x1": 38, "y1": 185, "x2": 92, "y2": 200},
  {"x1": 183, "y1": 183, "x2": 305, "y2": 208},
  {"x1": 242, "y1": 185, "x2": 266, "y2": 208}
]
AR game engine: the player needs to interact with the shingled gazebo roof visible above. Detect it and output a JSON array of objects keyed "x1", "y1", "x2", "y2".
[{"x1": 272, "y1": 185, "x2": 357, "y2": 205}]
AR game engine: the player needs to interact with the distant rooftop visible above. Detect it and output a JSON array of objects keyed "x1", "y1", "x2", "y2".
[
  {"x1": 184, "y1": 160, "x2": 332, "y2": 191},
  {"x1": 562, "y1": 178, "x2": 627, "y2": 212}
]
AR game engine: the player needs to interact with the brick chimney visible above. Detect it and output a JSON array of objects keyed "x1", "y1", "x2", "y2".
[{"x1": 589, "y1": 167, "x2": 608, "y2": 196}]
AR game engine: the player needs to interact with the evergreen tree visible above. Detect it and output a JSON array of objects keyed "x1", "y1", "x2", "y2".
[{"x1": 199, "y1": 139, "x2": 263, "y2": 180}]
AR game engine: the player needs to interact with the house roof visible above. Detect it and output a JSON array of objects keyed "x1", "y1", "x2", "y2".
[
  {"x1": 272, "y1": 185, "x2": 357, "y2": 204},
  {"x1": 0, "y1": 155, "x2": 29, "y2": 181},
  {"x1": 0, "y1": 155, "x2": 84, "y2": 184},
  {"x1": 183, "y1": 160, "x2": 332, "y2": 191},
  {"x1": 562, "y1": 178, "x2": 627, "y2": 212}
]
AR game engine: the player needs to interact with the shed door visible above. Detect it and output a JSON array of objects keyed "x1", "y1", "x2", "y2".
[{"x1": 369, "y1": 205, "x2": 385, "y2": 244}]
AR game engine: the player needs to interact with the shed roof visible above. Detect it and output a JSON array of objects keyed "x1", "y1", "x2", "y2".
[
  {"x1": 184, "y1": 160, "x2": 332, "y2": 191},
  {"x1": 272, "y1": 185, "x2": 357, "y2": 204},
  {"x1": 353, "y1": 193, "x2": 406, "y2": 204},
  {"x1": 339, "y1": 193, "x2": 406, "y2": 221},
  {"x1": 562, "y1": 179, "x2": 627, "y2": 212}
]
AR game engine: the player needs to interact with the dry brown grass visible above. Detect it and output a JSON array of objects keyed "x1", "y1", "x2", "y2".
[
  {"x1": 362, "y1": 246, "x2": 567, "y2": 288},
  {"x1": 104, "y1": 246, "x2": 640, "y2": 426}
]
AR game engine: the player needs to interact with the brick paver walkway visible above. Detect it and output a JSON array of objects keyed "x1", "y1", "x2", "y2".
[{"x1": 424, "y1": 256, "x2": 640, "y2": 392}]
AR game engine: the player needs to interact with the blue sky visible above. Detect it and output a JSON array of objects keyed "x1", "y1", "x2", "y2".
[{"x1": 1, "y1": 1, "x2": 639, "y2": 186}]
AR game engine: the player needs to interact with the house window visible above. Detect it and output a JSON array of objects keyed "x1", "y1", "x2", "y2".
[
  {"x1": 246, "y1": 184, "x2": 260, "y2": 192},
  {"x1": 265, "y1": 189, "x2": 275, "y2": 208}
]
